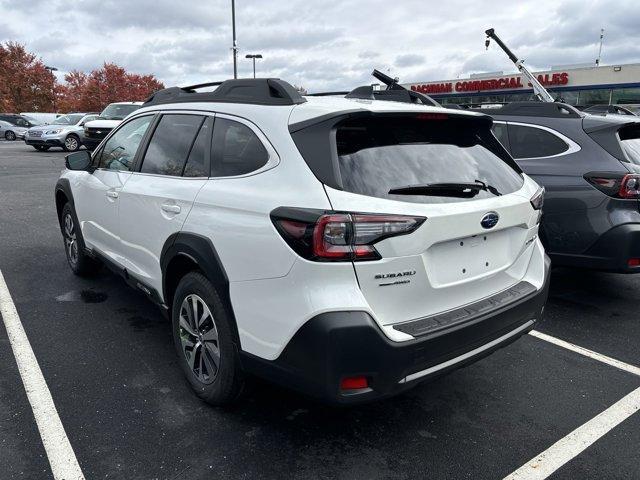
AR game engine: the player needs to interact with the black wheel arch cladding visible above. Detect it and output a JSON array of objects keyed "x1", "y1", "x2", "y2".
[{"x1": 161, "y1": 232, "x2": 241, "y2": 346}]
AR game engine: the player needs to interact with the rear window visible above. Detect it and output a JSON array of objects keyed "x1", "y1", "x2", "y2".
[
  {"x1": 335, "y1": 115, "x2": 523, "y2": 204},
  {"x1": 619, "y1": 124, "x2": 640, "y2": 165}
]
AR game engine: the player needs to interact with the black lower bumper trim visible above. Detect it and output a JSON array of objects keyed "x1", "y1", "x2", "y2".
[
  {"x1": 393, "y1": 281, "x2": 537, "y2": 338},
  {"x1": 241, "y1": 255, "x2": 551, "y2": 405},
  {"x1": 25, "y1": 139, "x2": 63, "y2": 147}
]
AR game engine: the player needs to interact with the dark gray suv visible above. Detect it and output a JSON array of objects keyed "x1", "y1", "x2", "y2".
[{"x1": 476, "y1": 102, "x2": 640, "y2": 273}]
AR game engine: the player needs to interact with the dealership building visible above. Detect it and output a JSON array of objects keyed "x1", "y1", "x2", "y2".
[{"x1": 405, "y1": 63, "x2": 640, "y2": 106}]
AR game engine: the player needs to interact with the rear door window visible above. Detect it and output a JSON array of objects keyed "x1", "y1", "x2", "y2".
[
  {"x1": 140, "y1": 114, "x2": 204, "y2": 176},
  {"x1": 184, "y1": 117, "x2": 213, "y2": 177},
  {"x1": 491, "y1": 123, "x2": 510, "y2": 151},
  {"x1": 336, "y1": 115, "x2": 523, "y2": 204},
  {"x1": 507, "y1": 124, "x2": 569, "y2": 159}
]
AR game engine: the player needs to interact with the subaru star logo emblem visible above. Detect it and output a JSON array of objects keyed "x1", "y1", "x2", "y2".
[
  {"x1": 481, "y1": 211, "x2": 499, "y2": 229},
  {"x1": 96, "y1": 130, "x2": 102, "y2": 134}
]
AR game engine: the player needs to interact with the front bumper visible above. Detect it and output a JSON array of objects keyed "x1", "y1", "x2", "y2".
[
  {"x1": 24, "y1": 137, "x2": 64, "y2": 147},
  {"x1": 80, "y1": 136, "x2": 103, "y2": 150},
  {"x1": 241, "y1": 255, "x2": 551, "y2": 405}
]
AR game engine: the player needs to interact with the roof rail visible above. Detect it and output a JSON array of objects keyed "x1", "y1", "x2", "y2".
[
  {"x1": 305, "y1": 69, "x2": 440, "y2": 107},
  {"x1": 467, "y1": 101, "x2": 583, "y2": 118},
  {"x1": 143, "y1": 78, "x2": 307, "y2": 107}
]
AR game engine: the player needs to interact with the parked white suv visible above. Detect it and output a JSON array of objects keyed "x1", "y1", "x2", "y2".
[{"x1": 55, "y1": 79, "x2": 550, "y2": 405}]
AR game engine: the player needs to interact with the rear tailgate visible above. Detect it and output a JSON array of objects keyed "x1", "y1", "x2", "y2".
[
  {"x1": 325, "y1": 113, "x2": 541, "y2": 327},
  {"x1": 325, "y1": 187, "x2": 539, "y2": 326}
]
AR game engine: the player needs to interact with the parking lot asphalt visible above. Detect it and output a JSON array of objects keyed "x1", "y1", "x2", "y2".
[{"x1": 1, "y1": 140, "x2": 640, "y2": 480}]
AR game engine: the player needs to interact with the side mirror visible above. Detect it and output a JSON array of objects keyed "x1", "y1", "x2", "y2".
[{"x1": 65, "y1": 150, "x2": 92, "y2": 171}]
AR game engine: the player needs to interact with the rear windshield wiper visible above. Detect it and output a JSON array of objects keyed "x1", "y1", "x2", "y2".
[{"x1": 389, "y1": 180, "x2": 502, "y2": 198}]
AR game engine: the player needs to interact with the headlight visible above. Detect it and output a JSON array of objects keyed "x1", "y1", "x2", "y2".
[
  {"x1": 46, "y1": 129, "x2": 62, "y2": 134},
  {"x1": 84, "y1": 126, "x2": 89, "y2": 134}
]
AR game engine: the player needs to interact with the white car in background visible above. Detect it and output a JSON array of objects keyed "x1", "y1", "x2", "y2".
[
  {"x1": 0, "y1": 119, "x2": 29, "y2": 141},
  {"x1": 82, "y1": 102, "x2": 143, "y2": 150},
  {"x1": 25, "y1": 113, "x2": 99, "y2": 152}
]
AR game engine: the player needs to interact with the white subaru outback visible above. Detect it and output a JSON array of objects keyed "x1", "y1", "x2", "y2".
[{"x1": 55, "y1": 78, "x2": 550, "y2": 405}]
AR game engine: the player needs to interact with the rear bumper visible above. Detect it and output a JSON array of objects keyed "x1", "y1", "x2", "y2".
[
  {"x1": 550, "y1": 223, "x2": 640, "y2": 273},
  {"x1": 241, "y1": 255, "x2": 551, "y2": 405}
]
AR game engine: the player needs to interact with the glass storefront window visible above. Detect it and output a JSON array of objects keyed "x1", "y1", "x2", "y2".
[
  {"x1": 612, "y1": 88, "x2": 640, "y2": 105},
  {"x1": 578, "y1": 89, "x2": 611, "y2": 106}
]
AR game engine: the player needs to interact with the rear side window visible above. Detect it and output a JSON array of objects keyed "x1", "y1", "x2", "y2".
[
  {"x1": 211, "y1": 118, "x2": 269, "y2": 177},
  {"x1": 619, "y1": 125, "x2": 640, "y2": 165},
  {"x1": 140, "y1": 114, "x2": 204, "y2": 176},
  {"x1": 336, "y1": 115, "x2": 523, "y2": 204},
  {"x1": 507, "y1": 124, "x2": 569, "y2": 159}
]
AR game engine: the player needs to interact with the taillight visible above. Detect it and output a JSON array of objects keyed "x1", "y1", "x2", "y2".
[
  {"x1": 619, "y1": 174, "x2": 640, "y2": 199},
  {"x1": 530, "y1": 186, "x2": 545, "y2": 210},
  {"x1": 584, "y1": 173, "x2": 640, "y2": 199},
  {"x1": 271, "y1": 208, "x2": 425, "y2": 262}
]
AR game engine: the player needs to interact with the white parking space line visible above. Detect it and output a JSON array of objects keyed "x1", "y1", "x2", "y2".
[
  {"x1": 502, "y1": 330, "x2": 640, "y2": 480},
  {"x1": 503, "y1": 386, "x2": 640, "y2": 480},
  {"x1": 0, "y1": 268, "x2": 85, "y2": 480},
  {"x1": 529, "y1": 330, "x2": 640, "y2": 377}
]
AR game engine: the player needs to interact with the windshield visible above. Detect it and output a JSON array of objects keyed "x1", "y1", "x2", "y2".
[
  {"x1": 100, "y1": 104, "x2": 140, "y2": 120},
  {"x1": 51, "y1": 114, "x2": 84, "y2": 126},
  {"x1": 22, "y1": 116, "x2": 43, "y2": 126},
  {"x1": 335, "y1": 115, "x2": 523, "y2": 204}
]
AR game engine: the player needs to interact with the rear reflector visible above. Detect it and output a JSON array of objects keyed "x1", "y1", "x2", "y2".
[
  {"x1": 340, "y1": 376, "x2": 369, "y2": 390},
  {"x1": 628, "y1": 258, "x2": 640, "y2": 267}
]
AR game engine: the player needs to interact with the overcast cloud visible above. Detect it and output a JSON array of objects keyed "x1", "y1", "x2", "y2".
[{"x1": 1, "y1": 0, "x2": 639, "y2": 91}]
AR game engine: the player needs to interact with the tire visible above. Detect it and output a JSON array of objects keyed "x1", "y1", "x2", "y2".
[
  {"x1": 34, "y1": 145, "x2": 50, "y2": 151},
  {"x1": 63, "y1": 134, "x2": 80, "y2": 152},
  {"x1": 60, "y1": 203, "x2": 101, "y2": 276},
  {"x1": 172, "y1": 272, "x2": 244, "y2": 406},
  {"x1": 5, "y1": 130, "x2": 16, "y2": 141}
]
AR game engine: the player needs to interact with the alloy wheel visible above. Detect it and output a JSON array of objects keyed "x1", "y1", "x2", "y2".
[
  {"x1": 65, "y1": 136, "x2": 79, "y2": 151},
  {"x1": 63, "y1": 213, "x2": 78, "y2": 266},
  {"x1": 178, "y1": 294, "x2": 221, "y2": 384},
  {"x1": 5, "y1": 131, "x2": 16, "y2": 141}
]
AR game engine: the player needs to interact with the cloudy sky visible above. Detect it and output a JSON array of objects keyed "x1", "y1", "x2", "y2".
[{"x1": 1, "y1": 0, "x2": 639, "y2": 91}]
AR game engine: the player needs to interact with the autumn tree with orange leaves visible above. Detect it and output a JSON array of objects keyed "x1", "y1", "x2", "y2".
[
  {"x1": 0, "y1": 42, "x2": 56, "y2": 112},
  {"x1": 0, "y1": 42, "x2": 164, "y2": 113}
]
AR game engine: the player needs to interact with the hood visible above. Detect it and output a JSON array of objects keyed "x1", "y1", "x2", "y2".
[
  {"x1": 84, "y1": 119, "x2": 121, "y2": 129},
  {"x1": 29, "y1": 124, "x2": 76, "y2": 132}
]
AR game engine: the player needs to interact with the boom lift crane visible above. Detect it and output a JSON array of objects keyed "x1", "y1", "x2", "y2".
[{"x1": 485, "y1": 28, "x2": 555, "y2": 103}]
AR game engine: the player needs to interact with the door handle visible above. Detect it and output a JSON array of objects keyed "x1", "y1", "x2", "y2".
[
  {"x1": 161, "y1": 204, "x2": 181, "y2": 214},
  {"x1": 106, "y1": 191, "x2": 119, "y2": 199}
]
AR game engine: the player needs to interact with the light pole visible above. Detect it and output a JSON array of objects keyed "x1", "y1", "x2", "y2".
[
  {"x1": 596, "y1": 28, "x2": 605, "y2": 66},
  {"x1": 245, "y1": 54, "x2": 263, "y2": 78},
  {"x1": 45, "y1": 65, "x2": 58, "y2": 112},
  {"x1": 231, "y1": 0, "x2": 238, "y2": 79}
]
